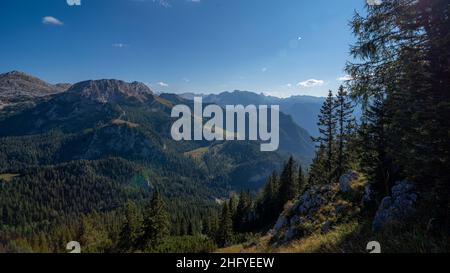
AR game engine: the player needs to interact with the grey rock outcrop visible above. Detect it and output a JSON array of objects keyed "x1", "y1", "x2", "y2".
[
  {"x1": 269, "y1": 172, "x2": 366, "y2": 245},
  {"x1": 339, "y1": 171, "x2": 359, "y2": 193},
  {"x1": 372, "y1": 180, "x2": 418, "y2": 231}
]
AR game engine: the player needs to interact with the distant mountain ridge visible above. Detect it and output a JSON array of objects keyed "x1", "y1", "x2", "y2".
[
  {"x1": 178, "y1": 90, "x2": 326, "y2": 137},
  {"x1": 0, "y1": 71, "x2": 70, "y2": 99}
]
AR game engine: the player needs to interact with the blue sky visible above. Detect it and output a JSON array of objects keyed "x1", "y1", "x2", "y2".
[{"x1": 0, "y1": 0, "x2": 365, "y2": 97}]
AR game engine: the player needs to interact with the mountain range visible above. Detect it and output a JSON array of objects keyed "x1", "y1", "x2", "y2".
[
  {"x1": 0, "y1": 71, "x2": 315, "y2": 201},
  {"x1": 179, "y1": 91, "x2": 326, "y2": 137}
]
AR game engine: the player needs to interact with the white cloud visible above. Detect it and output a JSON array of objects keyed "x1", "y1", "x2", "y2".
[
  {"x1": 338, "y1": 75, "x2": 353, "y2": 81},
  {"x1": 42, "y1": 16, "x2": 63, "y2": 26},
  {"x1": 367, "y1": 0, "x2": 382, "y2": 6},
  {"x1": 285, "y1": 83, "x2": 293, "y2": 88},
  {"x1": 158, "y1": 82, "x2": 169, "y2": 87},
  {"x1": 297, "y1": 79, "x2": 324, "y2": 88},
  {"x1": 66, "y1": 0, "x2": 81, "y2": 6},
  {"x1": 153, "y1": 0, "x2": 171, "y2": 8},
  {"x1": 133, "y1": 0, "x2": 200, "y2": 7},
  {"x1": 113, "y1": 43, "x2": 128, "y2": 48}
]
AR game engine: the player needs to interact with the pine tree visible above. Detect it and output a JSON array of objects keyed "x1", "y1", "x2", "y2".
[
  {"x1": 307, "y1": 144, "x2": 327, "y2": 185},
  {"x1": 335, "y1": 85, "x2": 355, "y2": 178},
  {"x1": 79, "y1": 213, "x2": 111, "y2": 253},
  {"x1": 345, "y1": 0, "x2": 450, "y2": 215},
  {"x1": 208, "y1": 212, "x2": 219, "y2": 239},
  {"x1": 367, "y1": 94, "x2": 396, "y2": 199},
  {"x1": 234, "y1": 191, "x2": 252, "y2": 232},
  {"x1": 118, "y1": 201, "x2": 143, "y2": 253},
  {"x1": 142, "y1": 191, "x2": 170, "y2": 251},
  {"x1": 297, "y1": 164, "x2": 305, "y2": 194},
  {"x1": 256, "y1": 171, "x2": 279, "y2": 228},
  {"x1": 216, "y1": 202, "x2": 233, "y2": 247},
  {"x1": 314, "y1": 90, "x2": 337, "y2": 184},
  {"x1": 228, "y1": 193, "x2": 238, "y2": 224},
  {"x1": 201, "y1": 219, "x2": 211, "y2": 237},
  {"x1": 187, "y1": 222, "x2": 195, "y2": 236},
  {"x1": 278, "y1": 156, "x2": 298, "y2": 208}
]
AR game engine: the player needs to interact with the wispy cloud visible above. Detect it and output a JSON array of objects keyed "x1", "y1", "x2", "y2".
[
  {"x1": 132, "y1": 0, "x2": 200, "y2": 7},
  {"x1": 135, "y1": 0, "x2": 172, "y2": 7},
  {"x1": 261, "y1": 67, "x2": 268, "y2": 73},
  {"x1": 42, "y1": 16, "x2": 63, "y2": 26},
  {"x1": 156, "y1": 0, "x2": 171, "y2": 8},
  {"x1": 66, "y1": 0, "x2": 81, "y2": 6},
  {"x1": 297, "y1": 79, "x2": 324, "y2": 88},
  {"x1": 113, "y1": 43, "x2": 128, "y2": 48},
  {"x1": 158, "y1": 82, "x2": 169, "y2": 87},
  {"x1": 338, "y1": 75, "x2": 353, "y2": 81}
]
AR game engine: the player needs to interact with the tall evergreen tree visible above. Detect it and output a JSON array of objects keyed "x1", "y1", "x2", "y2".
[
  {"x1": 118, "y1": 201, "x2": 143, "y2": 253},
  {"x1": 216, "y1": 202, "x2": 233, "y2": 247},
  {"x1": 256, "y1": 171, "x2": 279, "y2": 228},
  {"x1": 278, "y1": 156, "x2": 298, "y2": 208},
  {"x1": 79, "y1": 213, "x2": 111, "y2": 253},
  {"x1": 234, "y1": 191, "x2": 253, "y2": 232},
  {"x1": 359, "y1": 94, "x2": 395, "y2": 199},
  {"x1": 335, "y1": 85, "x2": 355, "y2": 178},
  {"x1": 297, "y1": 164, "x2": 305, "y2": 194},
  {"x1": 228, "y1": 193, "x2": 238, "y2": 224},
  {"x1": 314, "y1": 90, "x2": 338, "y2": 184},
  {"x1": 142, "y1": 191, "x2": 170, "y2": 250}
]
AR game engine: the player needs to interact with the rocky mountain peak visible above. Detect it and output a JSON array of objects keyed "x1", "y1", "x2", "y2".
[
  {"x1": 0, "y1": 70, "x2": 69, "y2": 99},
  {"x1": 66, "y1": 79, "x2": 154, "y2": 103}
]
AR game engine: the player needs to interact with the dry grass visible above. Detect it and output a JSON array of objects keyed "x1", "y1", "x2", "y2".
[
  {"x1": 184, "y1": 147, "x2": 209, "y2": 159},
  {"x1": 216, "y1": 222, "x2": 361, "y2": 253},
  {"x1": 154, "y1": 96, "x2": 173, "y2": 108},
  {"x1": 275, "y1": 222, "x2": 360, "y2": 253},
  {"x1": 111, "y1": 119, "x2": 140, "y2": 128},
  {"x1": 0, "y1": 173, "x2": 19, "y2": 182}
]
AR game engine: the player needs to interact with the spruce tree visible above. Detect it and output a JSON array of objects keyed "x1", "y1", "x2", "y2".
[
  {"x1": 216, "y1": 202, "x2": 233, "y2": 247},
  {"x1": 335, "y1": 85, "x2": 355, "y2": 178},
  {"x1": 234, "y1": 191, "x2": 252, "y2": 232},
  {"x1": 118, "y1": 201, "x2": 143, "y2": 253},
  {"x1": 297, "y1": 164, "x2": 305, "y2": 194},
  {"x1": 257, "y1": 171, "x2": 279, "y2": 228},
  {"x1": 314, "y1": 90, "x2": 337, "y2": 184},
  {"x1": 278, "y1": 156, "x2": 298, "y2": 209},
  {"x1": 142, "y1": 191, "x2": 170, "y2": 251},
  {"x1": 79, "y1": 213, "x2": 111, "y2": 253},
  {"x1": 362, "y1": 94, "x2": 395, "y2": 199}
]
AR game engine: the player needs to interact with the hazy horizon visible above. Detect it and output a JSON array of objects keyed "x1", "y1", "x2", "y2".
[{"x1": 1, "y1": 69, "x2": 328, "y2": 99}]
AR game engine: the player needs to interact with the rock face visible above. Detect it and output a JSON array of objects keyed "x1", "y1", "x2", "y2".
[
  {"x1": 339, "y1": 171, "x2": 359, "y2": 193},
  {"x1": 372, "y1": 180, "x2": 418, "y2": 231},
  {"x1": 270, "y1": 173, "x2": 364, "y2": 244},
  {"x1": 66, "y1": 79, "x2": 153, "y2": 104}
]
